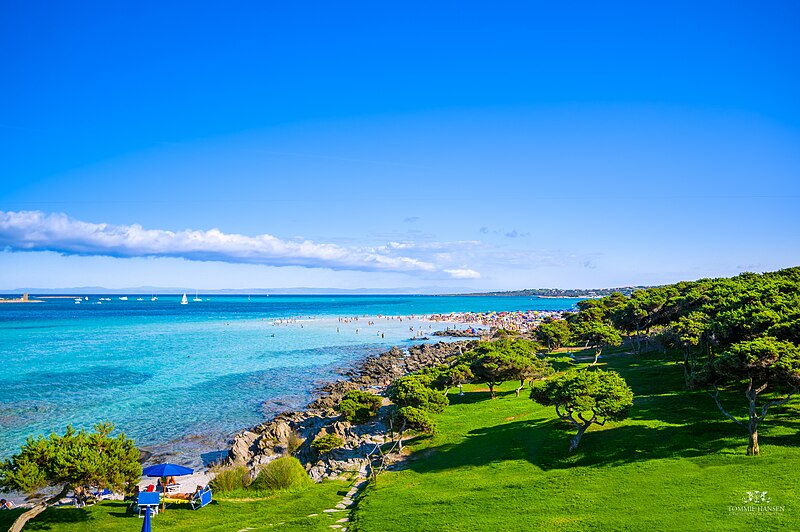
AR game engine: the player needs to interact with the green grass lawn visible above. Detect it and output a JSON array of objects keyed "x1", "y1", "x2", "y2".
[
  {"x1": 0, "y1": 480, "x2": 351, "y2": 531},
  {"x1": 5, "y1": 349, "x2": 799, "y2": 531},
  {"x1": 351, "y1": 350, "x2": 800, "y2": 531}
]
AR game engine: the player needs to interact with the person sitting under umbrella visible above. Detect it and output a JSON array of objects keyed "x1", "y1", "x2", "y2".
[{"x1": 142, "y1": 463, "x2": 194, "y2": 494}]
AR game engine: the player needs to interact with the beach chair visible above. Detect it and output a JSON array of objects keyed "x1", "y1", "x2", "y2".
[
  {"x1": 137, "y1": 491, "x2": 161, "y2": 518},
  {"x1": 93, "y1": 488, "x2": 113, "y2": 500},
  {"x1": 190, "y1": 487, "x2": 212, "y2": 510}
]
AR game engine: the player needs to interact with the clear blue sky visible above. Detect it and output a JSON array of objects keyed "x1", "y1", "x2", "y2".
[{"x1": 1, "y1": 1, "x2": 799, "y2": 291}]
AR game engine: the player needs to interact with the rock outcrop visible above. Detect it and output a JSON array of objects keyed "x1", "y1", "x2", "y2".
[
  {"x1": 432, "y1": 328, "x2": 485, "y2": 338},
  {"x1": 226, "y1": 340, "x2": 476, "y2": 480}
]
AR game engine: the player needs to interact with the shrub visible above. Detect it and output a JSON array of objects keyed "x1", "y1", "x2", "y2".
[
  {"x1": 311, "y1": 433, "x2": 345, "y2": 455},
  {"x1": 285, "y1": 431, "x2": 305, "y2": 455},
  {"x1": 387, "y1": 376, "x2": 448, "y2": 413},
  {"x1": 397, "y1": 406, "x2": 437, "y2": 434},
  {"x1": 210, "y1": 466, "x2": 252, "y2": 492},
  {"x1": 337, "y1": 390, "x2": 383, "y2": 423},
  {"x1": 251, "y1": 456, "x2": 312, "y2": 491}
]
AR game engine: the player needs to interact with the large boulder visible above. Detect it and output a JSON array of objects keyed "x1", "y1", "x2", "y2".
[{"x1": 228, "y1": 430, "x2": 259, "y2": 466}]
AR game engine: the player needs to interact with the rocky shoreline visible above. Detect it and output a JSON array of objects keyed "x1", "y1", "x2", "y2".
[{"x1": 226, "y1": 340, "x2": 476, "y2": 481}]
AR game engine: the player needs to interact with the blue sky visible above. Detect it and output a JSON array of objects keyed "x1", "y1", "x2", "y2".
[{"x1": 1, "y1": 1, "x2": 799, "y2": 291}]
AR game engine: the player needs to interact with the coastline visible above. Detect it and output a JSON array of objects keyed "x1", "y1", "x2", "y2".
[
  {"x1": 1, "y1": 306, "x2": 566, "y2": 500},
  {"x1": 224, "y1": 337, "x2": 480, "y2": 480},
  {"x1": 130, "y1": 324, "x2": 486, "y2": 470},
  {"x1": 134, "y1": 309, "x2": 563, "y2": 472}
]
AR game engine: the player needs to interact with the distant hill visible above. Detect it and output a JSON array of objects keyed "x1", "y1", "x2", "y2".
[{"x1": 461, "y1": 286, "x2": 650, "y2": 298}]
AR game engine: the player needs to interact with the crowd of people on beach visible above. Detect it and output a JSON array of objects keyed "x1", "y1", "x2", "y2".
[
  {"x1": 261, "y1": 310, "x2": 564, "y2": 338},
  {"x1": 428, "y1": 310, "x2": 564, "y2": 333}
]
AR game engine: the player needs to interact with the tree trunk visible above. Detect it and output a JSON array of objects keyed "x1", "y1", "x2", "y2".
[
  {"x1": 747, "y1": 430, "x2": 760, "y2": 456},
  {"x1": 682, "y1": 349, "x2": 693, "y2": 386},
  {"x1": 515, "y1": 380, "x2": 525, "y2": 397},
  {"x1": 745, "y1": 380, "x2": 760, "y2": 456},
  {"x1": 10, "y1": 485, "x2": 70, "y2": 532},
  {"x1": 591, "y1": 348, "x2": 602, "y2": 366},
  {"x1": 489, "y1": 383, "x2": 495, "y2": 399},
  {"x1": 569, "y1": 425, "x2": 587, "y2": 452},
  {"x1": 9, "y1": 504, "x2": 47, "y2": 532}
]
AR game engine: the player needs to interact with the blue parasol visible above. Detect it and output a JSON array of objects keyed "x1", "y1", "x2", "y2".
[
  {"x1": 141, "y1": 463, "x2": 194, "y2": 477},
  {"x1": 141, "y1": 507, "x2": 152, "y2": 532}
]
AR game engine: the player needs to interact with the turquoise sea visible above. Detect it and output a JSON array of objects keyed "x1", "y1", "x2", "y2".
[{"x1": 0, "y1": 295, "x2": 581, "y2": 464}]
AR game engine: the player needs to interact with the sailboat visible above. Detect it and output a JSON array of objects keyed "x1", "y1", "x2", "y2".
[
  {"x1": 193, "y1": 290, "x2": 202, "y2": 302},
  {"x1": 151, "y1": 292, "x2": 158, "y2": 302},
  {"x1": 180, "y1": 293, "x2": 188, "y2": 305}
]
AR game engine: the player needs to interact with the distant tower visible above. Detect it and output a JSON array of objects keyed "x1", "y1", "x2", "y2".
[{"x1": 22, "y1": 293, "x2": 28, "y2": 301}]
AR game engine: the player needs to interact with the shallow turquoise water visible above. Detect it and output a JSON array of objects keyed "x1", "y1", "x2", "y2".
[{"x1": 0, "y1": 295, "x2": 580, "y2": 463}]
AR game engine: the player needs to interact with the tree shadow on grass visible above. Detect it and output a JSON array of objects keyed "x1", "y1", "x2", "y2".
[
  {"x1": 448, "y1": 388, "x2": 531, "y2": 406},
  {"x1": 0, "y1": 509, "x2": 24, "y2": 530},
  {"x1": 404, "y1": 416, "x2": 740, "y2": 476},
  {"x1": 447, "y1": 391, "x2": 494, "y2": 406},
  {"x1": 21, "y1": 507, "x2": 92, "y2": 531},
  {"x1": 413, "y1": 352, "x2": 800, "y2": 475}
]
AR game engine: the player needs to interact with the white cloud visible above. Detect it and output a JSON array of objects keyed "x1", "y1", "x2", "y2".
[
  {"x1": 0, "y1": 210, "x2": 481, "y2": 278},
  {"x1": 384, "y1": 240, "x2": 482, "y2": 251},
  {"x1": 444, "y1": 268, "x2": 481, "y2": 279}
]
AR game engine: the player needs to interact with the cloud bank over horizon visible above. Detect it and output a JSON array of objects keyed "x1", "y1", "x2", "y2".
[{"x1": 0, "y1": 210, "x2": 480, "y2": 279}]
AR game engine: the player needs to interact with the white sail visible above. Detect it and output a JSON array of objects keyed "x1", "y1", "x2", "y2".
[{"x1": 181, "y1": 293, "x2": 188, "y2": 305}]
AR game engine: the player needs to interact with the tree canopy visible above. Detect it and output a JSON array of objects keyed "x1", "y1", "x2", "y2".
[
  {"x1": 387, "y1": 375, "x2": 448, "y2": 413},
  {"x1": 0, "y1": 422, "x2": 140, "y2": 497},
  {"x1": 566, "y1": 266, "x2": 800, "y2": 455},
  {"x1": 466, "y1": 339, "x2": 551, "y2": 398},
  {"x1": 531, "y1": 369, "x2": 634, "y2": 451},
  {"x1": 0, "y1": 422, "x2": 141, "y2": 531},
  {"x1": 695, "y1": 337, "x2": 800, "y2": 455},
  {"x1": 535, "y1": 319, "x2": 574, "y2": 350},
  {"x1": 337, "y1": 390, "x2": 383, "y2": 423}
]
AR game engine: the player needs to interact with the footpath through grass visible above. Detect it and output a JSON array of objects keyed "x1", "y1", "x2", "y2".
[
  {"x1": 351, "y1": 351, "x2": 800, "y2": 531},
  {"x1": 0, "y1": 480, "x2": 349, "y2": 532}
]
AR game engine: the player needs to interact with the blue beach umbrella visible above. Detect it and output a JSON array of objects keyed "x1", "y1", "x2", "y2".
[
  {"x1": 141, "y1": 463, "x2": 194, "y2": 478},
  {"x1": 141, "y1": 507, "x2": 152, "y2": 532}
]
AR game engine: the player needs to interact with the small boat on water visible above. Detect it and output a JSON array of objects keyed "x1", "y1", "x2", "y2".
[
  {"x1": 180, "y1": 293, "x2": 188, "y2": 305},
  {"x1": 119, "y1": 296, "x2": 128, "y2": 301},
  {"x1": 193, "y1": 290, "x2": 202, "y2": 302},
  {"x1": 74, "y1": 298, "x2": 81, "y2": 304},
  {"x1": 136, "y1": 298, "x2": 144, "y2": 301}
]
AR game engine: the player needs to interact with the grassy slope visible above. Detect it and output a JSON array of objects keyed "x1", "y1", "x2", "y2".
[
  {"x1": 0, "y1": 480, "x2": 350, "y2": 532},
  {"x1": 352, "y1": 351, "x2": 800, "y2": 531}
]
